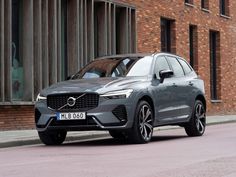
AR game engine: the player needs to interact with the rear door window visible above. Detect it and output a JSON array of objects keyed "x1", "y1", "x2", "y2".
[
  {"x1": 166, "y1": 56, "x2": 185, "y2": 77},
  {"x1": 178, "y1": 58, "x2": 192, "y2": 75}
]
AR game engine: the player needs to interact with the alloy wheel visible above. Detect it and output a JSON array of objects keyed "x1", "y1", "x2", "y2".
[
  {"x1": 195, "y1": 103, "x2": 206, "y2": 134},
  {"x1": 139, "y1": 105, "x2": 153, "y2": 141}
]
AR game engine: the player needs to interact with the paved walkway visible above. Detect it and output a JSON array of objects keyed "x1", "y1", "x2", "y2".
[{"x1": 0, "y1": 115, "x2": 235, "y2": 148}]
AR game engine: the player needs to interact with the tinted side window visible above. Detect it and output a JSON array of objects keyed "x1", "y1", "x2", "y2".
[
  {"x1": 178, "y1": 58, "x2": 192, "y2": 74},
  {"x1": 155, "y1": 56, "x2": 170, "y2": 79},
  {"x1": 166, "y1": 56, "x2": 184, "y2": 77}
]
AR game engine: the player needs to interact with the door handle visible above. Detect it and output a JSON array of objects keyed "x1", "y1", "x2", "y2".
[
  {"x1": 172, "y1": 83, "x2": 178, "y2": 87},
  {"x1": 189, "y1": 82, "x2": 194, "y2": 86}
]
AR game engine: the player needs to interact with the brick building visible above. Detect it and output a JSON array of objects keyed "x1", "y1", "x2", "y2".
[{"x1": 0, "y1": 0, "x2": 236, "y2": 130}]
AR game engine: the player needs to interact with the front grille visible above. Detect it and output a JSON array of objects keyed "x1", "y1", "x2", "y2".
[
  {"x1": 112, "y1": 105, "x2": 127, "y2": 121},
  {"x1": 47, "y1": 93, "x2": 99, "y2": 111}
]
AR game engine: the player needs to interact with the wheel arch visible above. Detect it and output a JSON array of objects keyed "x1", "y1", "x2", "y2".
[
  {"x1": 195, "y1": 94, "x2": 207, "y2": 111},
  {"x1": 138, "y1": 95, "x2": 155, "y2": 117}
]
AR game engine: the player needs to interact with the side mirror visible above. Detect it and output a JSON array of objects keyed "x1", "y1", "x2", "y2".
[
  {"x1": 66, "y1": 74, "x2": 75, "y2": 80},
  {"x1": 159, "y1": 70, "x2": 174, "y2": 83}
]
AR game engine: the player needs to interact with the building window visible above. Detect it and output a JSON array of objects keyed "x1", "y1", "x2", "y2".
[
  {"x1": 94, "y1": 3, "x2": 135, "y2": 58},
  {"x1": 220, "y1": 0, "x2": 229, "y2": 16},
  {"x1": 61, "y1": 0, "x2": 68, "y2": 80},
  {"x1": 0, "y1": 0, "x2": 136, "y2": 103},
  {"x1": 116, "y1": 6, "x2": 128, "y2": 55},
  {"x1": 210, "y1": 31, "x2": 221, "y2": 100},
  {"x1": 189, "y1": 25, "x2": 198, "y2": 72},
  {"x1": 94, "y1": 2, "x2": 105, "y2": 58},
  {"x1": 0, "y1": 0, "x2": 4, "y2": 101},
  {"x1": 201, "y1": 0, "x2": 209, "y2": 10},
  {"x1": 12, "y1": 0, "x2": 24, "y2": 101},
  {"x1": 185, "y1": 0, "x2": 193, "y2": 5},
  {"x1": 161, "y1": 18, "x2": 176, "y2": 53}
]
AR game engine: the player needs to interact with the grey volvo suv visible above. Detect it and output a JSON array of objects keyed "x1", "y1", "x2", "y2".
[{"x1": 35, "y1": 53, "x2": 206, "y2": 145}]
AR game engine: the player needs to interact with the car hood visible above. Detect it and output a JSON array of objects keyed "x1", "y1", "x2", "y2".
[{"x1": 40, "y1": 77, "x2": 148, "y2": 96}]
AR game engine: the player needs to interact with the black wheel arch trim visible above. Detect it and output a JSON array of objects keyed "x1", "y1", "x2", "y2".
[{"x1": 195, "y1": 94, "x2": 207, "y2": 112}]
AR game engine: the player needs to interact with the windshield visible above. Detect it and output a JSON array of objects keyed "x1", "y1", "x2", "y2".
[{"x1": 73, "y1": 56, "x2": 153, "y2": 79}]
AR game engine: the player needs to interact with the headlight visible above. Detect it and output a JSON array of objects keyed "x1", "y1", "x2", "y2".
[
  {"x1": 36, "y1": 94, "x2": 47, "y2": 101},
  {"x1": 100, "y1": 89, "x2": 133, "y2": 99}
]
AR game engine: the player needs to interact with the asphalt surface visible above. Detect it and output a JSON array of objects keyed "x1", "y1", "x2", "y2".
[
  {"x1": 1, "y1": 114, "x2": 236, "y2": 148},
  {"x1": 0, "y1": 123, "x2": 236, "y2": 177}
]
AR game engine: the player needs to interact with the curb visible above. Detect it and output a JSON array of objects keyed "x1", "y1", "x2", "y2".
[
  {"x1": 0, "y1": 133, "x2": 109, "y2": 148},
  {"x1": 207, "y1": 120, "x2": 236, "y2": 126},
  {"x1": 1, "y1": 118, "x2": 236, "y2": 148},
  {"x1": 0, "y1": 139, "x2": 42, "y2": 149}
]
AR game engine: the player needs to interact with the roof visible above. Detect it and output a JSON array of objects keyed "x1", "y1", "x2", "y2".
[
  {"x1": 94, "y1": 52, "x2": 184, "y2": 60},
  {"x1": 94, "y1": 53, "x2": 152, "y2": 60}
]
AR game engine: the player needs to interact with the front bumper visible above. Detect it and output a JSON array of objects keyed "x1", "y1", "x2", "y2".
[{"x1": 35, "y1": 97, "x2": 135, "y2": 132}]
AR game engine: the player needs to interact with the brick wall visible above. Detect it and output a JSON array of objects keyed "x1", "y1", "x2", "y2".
[
  {"x1": 0, "y1": 106, "x2": 35, "y2": 130},
  {"x1": 121, "y1": 0, "x2": 236, "y2": 115}
]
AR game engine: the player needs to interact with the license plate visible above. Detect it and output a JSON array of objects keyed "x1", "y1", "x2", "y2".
[{"x1": 56, "y1": 112, "x2": 86, "y2": 120}]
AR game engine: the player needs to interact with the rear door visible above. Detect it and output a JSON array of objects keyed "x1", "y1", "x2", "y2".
[{"x1": 178, "y1": 58, "x2": 197, "y2": 116}]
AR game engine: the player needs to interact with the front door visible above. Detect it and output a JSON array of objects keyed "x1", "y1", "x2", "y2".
[
  {"x1": 165, "y1": 56, "x2": 190, "y2": 121},
  {"x1": 150, "y1": 56, "x2": 176, "y2": 124}
]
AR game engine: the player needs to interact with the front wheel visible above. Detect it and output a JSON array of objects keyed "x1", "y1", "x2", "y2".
[
  {"x1": 127, "y1": 100, "x2": 154, "y2": 144},
  {"x1": 185, "y1": 100, "x2": 206, "y2": 137},
  {"x1": 38, "y1": 130, "x2": 67, "y2": 145}
]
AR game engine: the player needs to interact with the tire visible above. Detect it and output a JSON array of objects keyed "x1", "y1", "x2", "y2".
[
  {"x1": 38, "y1": 130, "x2": 67, "y2": 145},
  {"x1": 185, "y1": 100, "x2": 206, "y2": 137},
  {"x1": 109, "y1": 130, "x2": 127, "y2": 140},
  {"x1": 127, "y1": 100, "x2": 154, "y2": 144}
]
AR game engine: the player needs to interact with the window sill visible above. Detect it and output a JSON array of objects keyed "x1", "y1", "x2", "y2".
[
  {"x1": 185, "y1": 3, "x2": 195, "y2": 8},
  {"x1": 201, "y1": 8, "x2": 210, "y2": 13},
  {"x1": 211, "y1": 100, "x2": 222, "y2": 103},
  {"x1": 220, "y1": 14, "x2": 231, "y2": 19},
  {"x1": 0, "y1": 101, "x2": 35, "y2": 106}
]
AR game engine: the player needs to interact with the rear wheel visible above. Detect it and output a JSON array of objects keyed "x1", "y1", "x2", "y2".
[
  {"x1": 38, "y1": 130, "x2": 67, "y2": 145},
  {"x1": 127, "y1": 100, "x2": 154, "y2": 144},
  {"x1": 185, "y1": 100, "x2": 206, "y2": 136}
]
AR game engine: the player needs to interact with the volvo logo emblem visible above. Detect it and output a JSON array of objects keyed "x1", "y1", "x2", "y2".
[{"x1": 67, "y1": 97, "x2": 76, "y2": 107}]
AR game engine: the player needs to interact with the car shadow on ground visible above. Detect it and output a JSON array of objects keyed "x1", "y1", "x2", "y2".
[{"x1": 61, "y1": 135, "x2": 188, "y2": 147}]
